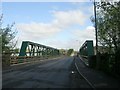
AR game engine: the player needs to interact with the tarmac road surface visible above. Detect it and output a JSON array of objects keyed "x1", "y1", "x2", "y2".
[{"x1": 2, "y1": 56, "x2": 76, "y2": 88}]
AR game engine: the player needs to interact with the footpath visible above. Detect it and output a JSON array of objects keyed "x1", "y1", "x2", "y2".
[{"x1": 75, "y1": 56, "x2": 120, "y2": 88}]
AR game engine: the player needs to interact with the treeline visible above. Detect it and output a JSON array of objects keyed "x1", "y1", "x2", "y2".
[
  {"x1": 59, "y1": 49, "x2": 74, "y2": 56},
  {"x1": 90, "y1": 1, "x2": 120, "y2": 75}
]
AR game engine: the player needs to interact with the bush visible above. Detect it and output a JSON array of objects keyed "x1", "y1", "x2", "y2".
[
  {"x1": 115, "y1": 48, "x2": 120, "y2": 75},
  {"x1": 99, "y1": 53, "x2": 110, "y2": 73},
  {"x1": 88, "y1": 55, "x2": 96, "y2": 68},
  {"x1": 2, "y1": 53, "x2": 11, "y2": 67}
]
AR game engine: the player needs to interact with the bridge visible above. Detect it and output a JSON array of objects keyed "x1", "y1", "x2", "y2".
[
  {"x1": 79, "y1": 40, "x2": 94, "y2": 57},
  {"x1": 19, "y1": 41, "x2": 59, "y2": 57},
  {"x1": 10, "y1": 41, "x2": 60, "y2": 64},
  {"x1": 78, "y1": 40, "x2": 95, "y2": 66},
  {"x1": 10, "y1": 40, "x2": 94, "y2": 65},
  {"x1": 2, "y1": 40, "x2": 120, "y2": 88}
]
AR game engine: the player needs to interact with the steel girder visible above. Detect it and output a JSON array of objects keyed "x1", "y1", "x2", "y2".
[
  {"x1": 79, "y1": 40, "x2": 94, "y2": 56},
  {"x1": 19, "y1": 41, "x2": 59, "y2": 57}
]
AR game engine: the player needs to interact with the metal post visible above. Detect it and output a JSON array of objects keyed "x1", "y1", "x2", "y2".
[
  {"x1": 94, "y1": 0, "x2": 99, "y2": 69},
  {"x1": 94, "y1": 0, "x2": 98, "y2": 54},
  {"x1": 19, "y1": 41, "x2": 59, "y2": 58}
]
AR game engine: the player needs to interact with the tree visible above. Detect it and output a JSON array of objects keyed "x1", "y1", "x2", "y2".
[
  {"x1": 91, "y1": 1, "x2": 120, "y2": 54},
  {"x1": 59, "y1": 49, "x2": 67, "y2": 55},
  {"x1": 91, "y1": 1, "x2": 120, "y2": 73},
  {"x1": 0, "y1": 14, "x2": 17, "y2": 66},
  {"x1": 0, "y1": 14, "x2": 17, "y2": 53},
  {"x1": 67, "y1": 49, "x2": 74, "y2": 56}
]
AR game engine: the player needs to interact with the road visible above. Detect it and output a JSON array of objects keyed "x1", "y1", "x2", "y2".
[{"x1": 3, "y1": 56, "x2": 77, "y2": 88}]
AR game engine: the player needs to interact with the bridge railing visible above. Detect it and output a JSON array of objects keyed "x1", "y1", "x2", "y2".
[
  {"x1": 12, "y1": 41, "x2": 60, "y2": 64},
  {"x1": 79, "y1": 40, "x2": 94, "y2": 57},
  {"x1": 19, "y1": 41, "x2": 60, "y2": 57},
  {"x1": 10, "y1": 54, "x2": 60, "y2": 65},
  {"x1": 3, "y1": 41, "x2": 60, "y2": 66},
  {"x1": 78, "y1": 40, "x2": 94, "y2": 66}
]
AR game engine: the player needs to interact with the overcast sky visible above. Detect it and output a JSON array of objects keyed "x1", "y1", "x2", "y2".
[{"x1": 2, "y1": 1, "x2": 96, "y2": 51}]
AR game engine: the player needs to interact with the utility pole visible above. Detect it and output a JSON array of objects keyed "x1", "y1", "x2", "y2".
[{"x1": 93, "y1": 0, "x2": 99, "y2": 69}]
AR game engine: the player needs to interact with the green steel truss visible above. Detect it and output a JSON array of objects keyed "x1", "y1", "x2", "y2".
[
  {"x1": 79, "y1": 40, "x2": 94, "y2": 56},
  {"x1": 19, "y1": 41, "x2": 59, "y2": 57}
]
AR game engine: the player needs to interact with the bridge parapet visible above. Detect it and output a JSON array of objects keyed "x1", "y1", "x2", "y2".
[
  {"x1": 79, "y1": 40, "x2": 94, "y2": 57},
  {"x1": 19, "y1": 41, "x2": 59, "y2": 57}
]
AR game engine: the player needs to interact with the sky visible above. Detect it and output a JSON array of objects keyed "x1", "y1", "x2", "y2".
[{"x1": 2, "y1": 1, "x2": 96, "y2": 51}]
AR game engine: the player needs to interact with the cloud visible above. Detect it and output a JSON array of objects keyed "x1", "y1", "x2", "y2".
[
  {"x1": 44, "y1": 26, "x2": 96, "y2": 51},
  {"x1": 16, "y1": 7, "x2": 95, "y2": 51},
  {"x1": 16, "y1": 25, "x2": 96, "y2": 51},
  {"x1": 52, "y1": 9, "x2": 87, "y2": 27},
  {"x1": 72, "y1": 26, "x2": 96, "y2": 46},
  {"x1": 45, "y1": 39, "x2": 80, "y2": 50},
  {"x1": 16, "y1": 9, "x2": 87, "y2": 44},
  {"x1": 17, "y1": 22, "x2": 61, "y2": 38}
]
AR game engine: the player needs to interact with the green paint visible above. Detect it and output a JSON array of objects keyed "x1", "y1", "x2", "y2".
[
  {"x1": 19, "y1": 41, "x2": 28, "y2": 56},
  {"x1": 19, "y1": 41, "x2": 59, "y2": 57},
  {"x1": 79, "y1": 40, "x2": 94, "y2": 56}
]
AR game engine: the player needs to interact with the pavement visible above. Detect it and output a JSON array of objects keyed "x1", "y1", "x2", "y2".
[{"x1": 75, "y1": 56, "x2": 120, "y2": 88}]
